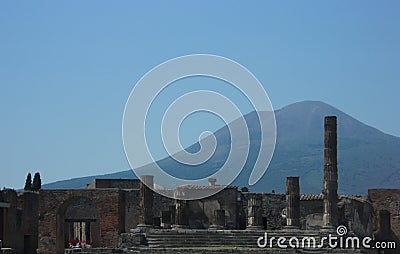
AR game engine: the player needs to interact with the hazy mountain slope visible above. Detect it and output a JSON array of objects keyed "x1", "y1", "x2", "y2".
[
  {"x1": 253, "y1": 101, "x2": 400, "y2": 194},
  {"x1": 42, "y1": 101, "x2": 400, "y2": 194},
  {"x1": 42, "y1": 170, "x2": 135, "y2": 189}
]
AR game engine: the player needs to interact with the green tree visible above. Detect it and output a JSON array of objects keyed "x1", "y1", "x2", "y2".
[
  {"x1": 32, "y1": 172, "x2": 42, "y2": 191},
  {"x1": 24, "y1": 173, "x2": 32, "y2": 191}
]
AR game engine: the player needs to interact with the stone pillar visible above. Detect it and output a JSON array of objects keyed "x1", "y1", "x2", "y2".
[
  {"x1": 246, "y1": 196, "x2": 263, "y2": 230},
  {"x1": 1, "y1": 190, "x2": 17, "y2": 249},
  {"x1": 174, "y1": 200, "x2": 189, "y2": 229},
  {"x1": 323, "y1": 116, "x2": 338, "y2": 228},
  {"x1": 285, "y1": 177, "x2": 300, "y2": 229},
  {"x1": 138, "y1": 175, "x2": 154, "y2": 227},
  {"x1": 161, "y1": 211, "x2": 172, "y2": 229}
]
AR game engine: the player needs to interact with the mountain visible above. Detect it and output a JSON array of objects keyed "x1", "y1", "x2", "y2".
[
  {"x1": 42, "y1": 101, "x2": 400, "y2": 194},
  {"x1": 42, "y1": 170, "x2": 135, "y2": 189}
]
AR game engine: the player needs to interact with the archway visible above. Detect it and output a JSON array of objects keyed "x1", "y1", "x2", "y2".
[{"x1": 56, "y1": 197, "x2": 100, "y2": 254}]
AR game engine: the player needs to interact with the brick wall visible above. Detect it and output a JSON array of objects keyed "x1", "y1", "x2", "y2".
[
  {"x1": 38, "y1": 189, "x2": 124, "y2": 254},
  {"x1": 86, "y1": 179, "x2": 140, "y2": 189},
  {"x1": 368, "y1": 189, "x2": 400, "y2": 239}
]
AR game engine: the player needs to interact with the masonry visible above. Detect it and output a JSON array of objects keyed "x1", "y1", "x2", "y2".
[
  {"x1": 38, "y1": 189, "x2": 123, "y2": 254},
  {"x1": 0, "y1": 190, "x2": 38, "y2": 254}
]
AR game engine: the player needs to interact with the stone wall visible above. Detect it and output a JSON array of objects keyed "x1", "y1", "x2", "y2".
[
  {"x1": 338, "y1": 196, "x2": 374, "y2": 237},
  {"x1": 0, "y1": 190, "x2": 39, "y2": 254},
  {"x1": 242, "y1": 193, "x2": 286, "y2": 230},
  {"x1": 86, "y1": 179, "x2": 140, "y2": 189},
  {"x1": 122, "y1": 189, "x2": 139, "y2": 232},
  {"x1": 152, "y1": 187, "x2": 239, "y2": 229},
  {"x1": 38, "y1": 189, "x2": 125, "y2": 254},
  {"x1": 192, "y1": 187, "x2": 238, "y2": 229},
  {"x1": 0, "y1": 190, "x2": 17, "y2": 251},
  {"x1": 368, "y1": 189, "x2": 400, "y2": 239}
]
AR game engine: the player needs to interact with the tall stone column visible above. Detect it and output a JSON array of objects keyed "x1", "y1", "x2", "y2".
[
  {"x1": 285, "y1": 177, "x2": 300, "y2": 229},
  {"x1": 246, "y1": 196, "x2": 263, "y2": 230},
  {"x1": 323, "y1": 116, "x2": 338, "y2": 228},
  {"x1": 174, "y1": 200, "x2": 189, "y2": 229},
  {"x1": 138, "y1": 175, "x2": 154, "y2": 227}
]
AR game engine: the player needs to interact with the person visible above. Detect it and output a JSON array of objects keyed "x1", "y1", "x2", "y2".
[{"x1": 73, "y1": 239, "x2": 82, "y2": 249}]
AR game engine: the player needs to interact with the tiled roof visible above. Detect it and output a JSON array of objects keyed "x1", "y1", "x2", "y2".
[
  {"x1": 339, "y1": 195, "x2": 369, "y2": 203},
  {"x1": 299, "y1": 194, "x2": 369, "y2": 203},
  {"x1": 300, "y1": 194, "x2": 324, "y2": 201},
  {"x1": 175, "y1": 184, "x2": 237, "y2": 190}
]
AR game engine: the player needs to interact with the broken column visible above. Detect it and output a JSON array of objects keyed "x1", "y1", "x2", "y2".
[
  {"x1": 174, "y1": 200, "x2": 189, "y2": 229},
  {"x1": 285, "y1": 176, "x2": 300, "y2": 229},
  {"x1": 138, "y1": 175, "x2": 154, "y2": 227},
  {"x1": 323, "y1": 116, "x2": 338, "y2": 228},
  {"x1": 246, "y1": 196, "x2": 263, "y2": 230}
]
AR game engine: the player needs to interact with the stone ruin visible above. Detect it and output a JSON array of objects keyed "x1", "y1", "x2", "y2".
[{"x1": 0, "y1": 116, "x2": 399, "y2": 254}]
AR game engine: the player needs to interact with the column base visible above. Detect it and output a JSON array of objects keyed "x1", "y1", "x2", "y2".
[
  {"x1": 246, "y1": 225, "x2": 263, "y2": 231},
  {"x1": 208, "y1": 225, "x2": 224, "y2": 230},
  {"x1": 321, "y1": 225, "x2": 336, "y2": 233},
  {"x1": 283, "y1": 225, "x2": 300, "y2": 231},
  {"x1": 137, "y1": 223, "x2": 153, "y2": 228},
  {"x1": 172, "y1": 224, "x2": 188, "y2": 229},
  {"x1": 133, "y1": 224, "x2": 153, "y2": 233},
  {"x1": 161, "y1": 223, "x2": 171, "y2": 229}
]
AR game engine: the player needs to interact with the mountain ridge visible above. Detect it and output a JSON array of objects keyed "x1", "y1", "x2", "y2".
[{"x1": 42, "y1": 100, "x2": 400, "y2": 194}]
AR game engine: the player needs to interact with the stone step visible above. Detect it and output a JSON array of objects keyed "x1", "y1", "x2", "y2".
[
  {"x1": 122, "y1": 229, "x2": 370, "y2": 253},
  {"x1": 66, "y1": 248, "x2": 124, "y2": 254}
]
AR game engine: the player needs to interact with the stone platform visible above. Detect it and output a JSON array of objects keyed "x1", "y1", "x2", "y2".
[{"x1": 116, "y1": 229, "x2": 375, "y2": 253}]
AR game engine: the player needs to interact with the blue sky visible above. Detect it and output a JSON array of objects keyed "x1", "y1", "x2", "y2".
[{"x1": 1, "y1": 1, "x2": 399, "y2": 189}]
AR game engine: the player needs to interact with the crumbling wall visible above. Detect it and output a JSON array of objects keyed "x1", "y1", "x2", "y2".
[
  {"x1": 368, "y1": 189, "x2": 400, "y2": 239},
  {"x1": 152, "y1": 188, "x2": 239, "y2": 229},
  {"x1": 0, "y1": 190, "x2": 17, "y2": 251},
  {"x1": 86, "y1": 179, "x2": 140, "y2": 189},
  {"x1": 123, "y1": 189, "x2": 140, "y2": 231},
  {"x1": 38, "y1": 189, "x2": 124, "y2": 254},
  {"x1": 0, "y1": 190, "x2": 39, "y2": 254},
  {"x1": 338, "y1": 196, "x2": 373, "y2": 237},
  {"x1": 300, "y1": 199, "x2": 323, "y2": 230},
  {"x1": 242, "y1": 193, "x2": 286, "y2": 230}
]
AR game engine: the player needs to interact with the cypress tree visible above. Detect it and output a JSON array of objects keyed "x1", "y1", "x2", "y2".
[
  {"x1": 24, "y1": 173, "x2": 32, "y2": 191},
  {"x1": 32, "y1": 172, "x2": 42, "y2": 191}
]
